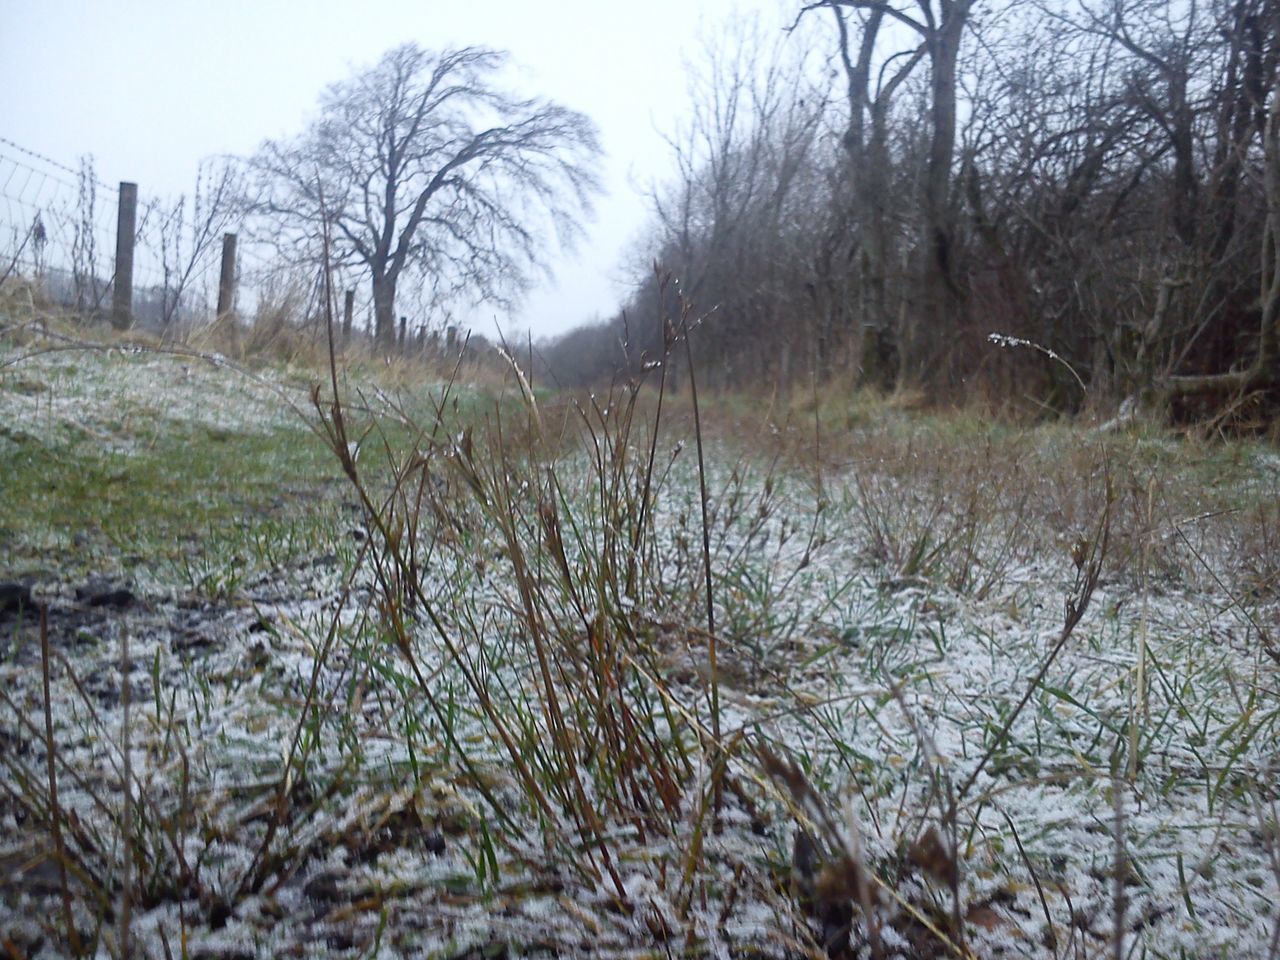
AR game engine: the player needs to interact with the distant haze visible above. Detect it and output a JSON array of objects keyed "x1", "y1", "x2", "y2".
[{"x1": 0, "y1": 0, "x2": 792, "y2": 339}]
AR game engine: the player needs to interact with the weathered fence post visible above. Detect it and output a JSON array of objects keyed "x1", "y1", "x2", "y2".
[
  {"x1": 111, "y1": 181, "x2": 137, "y2": 329},
  {"x1": 398, "y1": 316, "x2": 407, "y2": 354},
  {"x1": 446, "y1": 325, "x2": 457, "y2": 355},
  {"x1": 342, "y1": 289, "x2": 354, "y2": 344},
  {"x1": 215, "y1": 233, "x2": 237, "y2": 320}
]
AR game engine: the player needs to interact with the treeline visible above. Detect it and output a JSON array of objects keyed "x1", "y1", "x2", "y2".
[{"x1": 539, "y1": 0, "x2": 1280, "y2": 418}]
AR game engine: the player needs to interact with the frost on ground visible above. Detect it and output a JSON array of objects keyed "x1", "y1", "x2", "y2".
[
  {"x1": 0, "y1": 346, "x2": 306, "y2": 444},
  {"x1": 1, "y1": 342, "x2": 1278, "y2": 958}
]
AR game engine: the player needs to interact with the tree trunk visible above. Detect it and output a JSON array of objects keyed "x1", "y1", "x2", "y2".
[
  {"x1": 859, "y1": 115, "x2": 894, "y2": 388},
  {"x1": 899, "y1": 1, "x2": 970, "y2": 392},
  {"x1": 833, "y1": 5, "x2": 902, "y2": 391},
  {"x1": 371, "y1": 270, "x2": 397, "y2": 351},
  {"x1": 1161, "y1": 69, "x2": 1280, "y2": 404}
]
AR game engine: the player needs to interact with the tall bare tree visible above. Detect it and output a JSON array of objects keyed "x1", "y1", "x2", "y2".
[
  {"x1": 806, "y1": 0, "x2": 976, "y2": 388},
  {"x1": 818, "y1": 0, "x2": 924, "y2": 385},
  {"x1": 648, "y1": 20, "x2": 828, "y2": 389},
  {"x1": 252, "y1": 44, "x2": 602, "y2": 347}
]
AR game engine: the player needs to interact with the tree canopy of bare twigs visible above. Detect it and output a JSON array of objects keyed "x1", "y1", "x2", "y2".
[
  {"x1": 250, "y1": 43, "x2": 602, "y2": 348},
  {"x1": 540, "y1": 0, "x2": 1279, "y2": 425}
]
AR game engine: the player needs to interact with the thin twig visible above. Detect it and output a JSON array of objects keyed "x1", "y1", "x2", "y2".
[
  {"x1": 42, "y1": 606, "x2": 84, "y2": 956},
  {"x1": 678, "y1": 288, "x2": 722, "y2": 817}
]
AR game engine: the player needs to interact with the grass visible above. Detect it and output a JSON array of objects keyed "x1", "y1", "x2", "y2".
[
  {"x1": 0, "y1": 350, "x2": 336, "y2": 583},
  {"x1": 0, "y1": 331, "x2": 495, "y2": 596},
  {"x1": 0, "y1": 312, "x2": 1278, "y2": 958},
  {"x1": 2, "y1": 417, "x2": 333, "y2": 575}
]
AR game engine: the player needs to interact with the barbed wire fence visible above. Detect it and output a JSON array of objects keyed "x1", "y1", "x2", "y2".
[{"x1": 0, "y1": 136, "x2": 387, "y2": 350}]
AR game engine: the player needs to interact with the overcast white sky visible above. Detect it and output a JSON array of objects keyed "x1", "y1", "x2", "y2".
[{"x1": 0, "y1": 0, "x2": 797, "y2": 339}]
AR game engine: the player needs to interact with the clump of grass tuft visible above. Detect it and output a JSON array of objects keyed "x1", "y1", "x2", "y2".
[{"x1": 308, "y1": 280, "x2": 737, "y2": 911}]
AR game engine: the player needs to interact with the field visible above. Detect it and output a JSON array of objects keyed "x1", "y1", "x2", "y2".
[{"x1": 1, "y1": 324, "x2": 1278, "y2": 959}]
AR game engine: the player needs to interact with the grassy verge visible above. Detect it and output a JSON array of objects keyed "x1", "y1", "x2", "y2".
[{"x1": 1, "y1": 318, "x2": 1277, "y2": 958}]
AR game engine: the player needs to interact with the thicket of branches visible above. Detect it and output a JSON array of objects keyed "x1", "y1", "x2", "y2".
[{"x1": 541, "y1": 0, "x2": 1280, "y2": 420}]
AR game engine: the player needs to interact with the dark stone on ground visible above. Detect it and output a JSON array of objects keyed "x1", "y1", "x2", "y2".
[
  {"x1": 173, "y1": 629, "x2": 216, "y2": 653},
  {"x1": 0, "y1": 848, "x2": 63, "y2": 897},
  {"x1": 206, "y1": 897, "x2": 233, "y2": 929},
  {"x1": 0, "y1": 581, "x2": 33, "y2": 617},
  {"x1": 325, "y1": 931, "x2": 355, "y2": 951},
  {"x1": 303, "y1": 871, "x2": 343, "y2": 904},
  {"x1": 75, "y1": 578, "x2": 136, "y2": 609},
  {"x1": 89, "y1": 589, "x2": 135, "y2": 608}
]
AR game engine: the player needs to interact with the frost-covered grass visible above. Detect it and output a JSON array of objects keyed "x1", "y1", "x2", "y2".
[
  {"x1": 1, "y1": 324, "x2": 1278, "y2": 959},
  {"x1": 0, "y1": 339, "x2": 344, "y2": 591}
]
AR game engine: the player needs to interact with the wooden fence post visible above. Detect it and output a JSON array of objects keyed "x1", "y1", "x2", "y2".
[
  {"x1": 398, "y1": 316, "x2": 407, "y2": 354},
  {"x1": 111, "y1": 181, "x2": 137, "y2": 330},
  {"x1": 446, "y1": 325, "x2": 457, "y2": 354},
  {"x1": 342, "y1": 289, "x2": 354, "y2": 344},
  {"x1": 215, "y1": 233, "x2": 237, "y2": 320}
]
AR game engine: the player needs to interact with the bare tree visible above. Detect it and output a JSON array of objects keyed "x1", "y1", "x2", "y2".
[
  {"x1": 648, "y1": 20, "x2": 828, "y2": 389},
  {"x1": 815, "y1": 0, "x2": 925, "y2": 385},
  {"x1": 957, "y1": 7, "x2": 1148, "y2": 398},
  {"x1": 806, "y1": 0, "x2": 976, "y2": 389},
  {"x1": 250, "y1": 44, "x2": 602, "y2": 348},
  {"x1": 1073, "y1": 0, "x2": 1211, "y2": 249},
  {"x1": 1163, "y1": 75, "x2": 1280, "y2": 401}
]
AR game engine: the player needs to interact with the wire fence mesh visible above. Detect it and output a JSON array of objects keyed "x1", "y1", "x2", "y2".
[
  {"x1": 0, "y1": 136, "x2": 236, "y2": 331},
  {"x1": 0, "y1": 137, "x2": 382, "y2": 342},
  {"x1": 1, "y1": 136, "x2": 122, "y2": 315},
  {"x1": 2, "y1": 137, "x2": 464, "y2": 356}
]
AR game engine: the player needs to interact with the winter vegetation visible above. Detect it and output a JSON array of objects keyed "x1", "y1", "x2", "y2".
[
  {"x1": 540, "y1": 2, "x2": 1280, "y2": 426},
  {"x1": 1, "y1": 305, "x2": 1278, "y2": 957},
  {"x1": 2, "y1": 4, "x2": 1280, "y2": 958}
]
